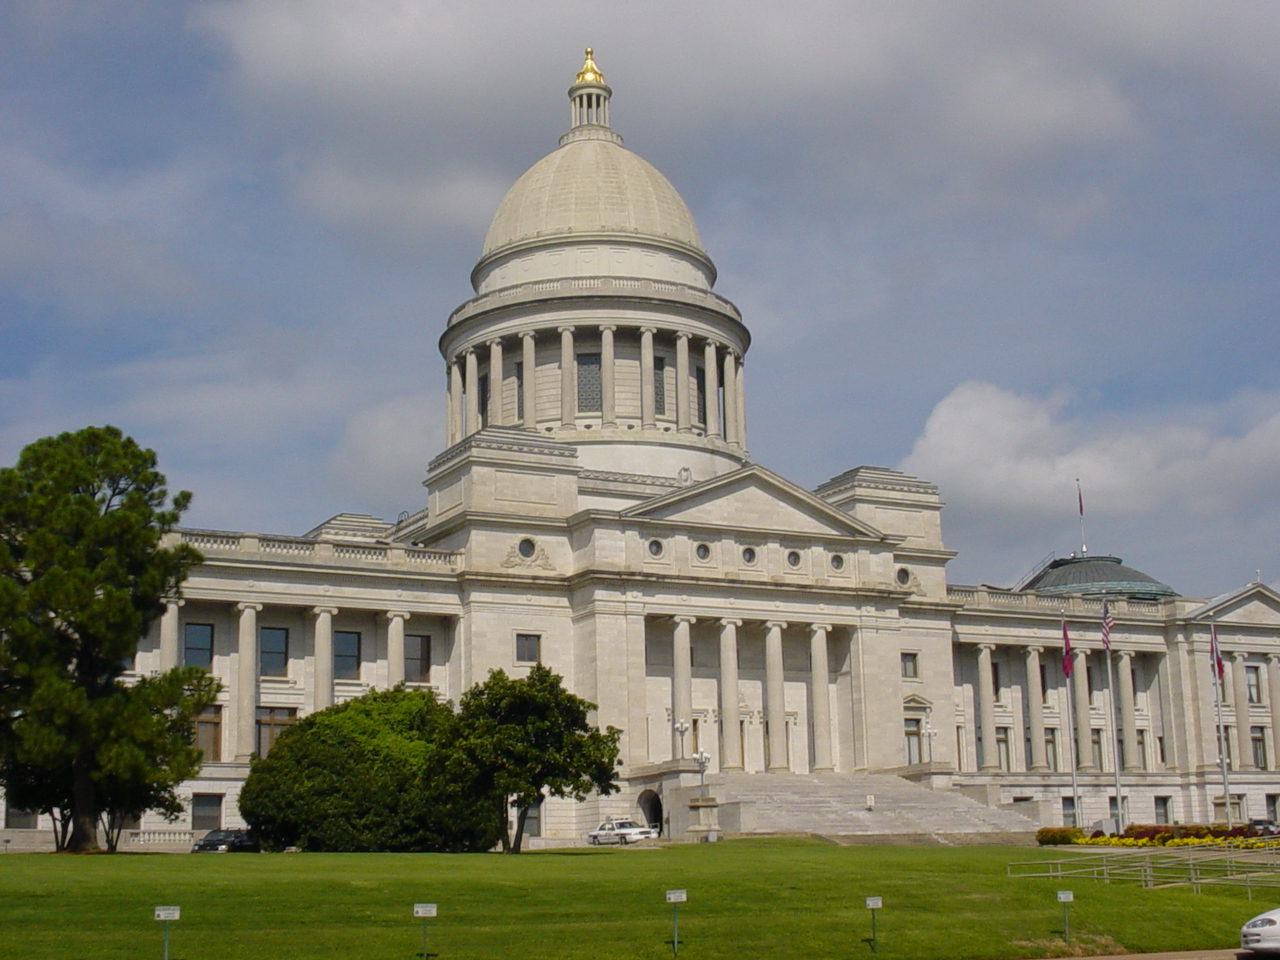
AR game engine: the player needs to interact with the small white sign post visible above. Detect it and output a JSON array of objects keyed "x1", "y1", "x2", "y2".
[
  {"x1": 666, "y1": 889, "x2": 687, "y2": 956},
  {"x1": 865, "y1": 896, "x2": 882, "y2": 950},
  {"x1": 154, "y1": 906, "x2": 180, "y2": 960},
  {"x1": 413, "y1": 903, "x2": 437, "y2": 958},
  {"x1": 1057, "y1": 890, "x2": 1073, "y2": 943}
]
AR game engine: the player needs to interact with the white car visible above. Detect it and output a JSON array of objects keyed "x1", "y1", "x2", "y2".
[
  {"x1": 587, "y1": 818, "x2": 658, "y2": 845},
  {"x1": 1241, "y1": 907, "x2": 1280, "y2": 953}
]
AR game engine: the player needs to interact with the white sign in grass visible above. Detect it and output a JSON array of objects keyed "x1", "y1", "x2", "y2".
[
  {"x1": 413, "y1": 903, "x2": 437, "y2": 918},
  {"x1": 865, "y1": 897, "x2": 882, "y2": 910},
  {"x1": 1056, "y1": 890, "x2": 1073, "y2": 903},
  {"x1": 666, "y1": 889, "x2": 687, "y2": 903},
  {"x1": 154, "y1": 907, "x2": 180, "y2": 921}
]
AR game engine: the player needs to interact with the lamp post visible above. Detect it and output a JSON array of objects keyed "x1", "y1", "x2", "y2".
[
  {"x1": 924, "y1": 723, "x2": 938, "y2": 765},
  {"x1": 674, "y1": 719, "x2": 690, "y2": 760},
  {"x1": 693, "y1": 749, "x2": 711, "y2": 797}
]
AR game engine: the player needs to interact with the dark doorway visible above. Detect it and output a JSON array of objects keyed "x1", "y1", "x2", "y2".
[{"x1": 638, "y1": 790, "x2": 663, "y2": 836}]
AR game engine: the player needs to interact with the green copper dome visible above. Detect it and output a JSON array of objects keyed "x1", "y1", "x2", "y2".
[{"x1": 1021, "y1": 555, "x2": 1179, "y2": 600}]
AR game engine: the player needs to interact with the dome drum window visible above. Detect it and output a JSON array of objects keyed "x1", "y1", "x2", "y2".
[
  {"x1": 896, "y1": 567, "x2": 912, "y2": 586},
  {"x1": 518, "y1": 538, "x2": 537, "y2": 559},
  {"x1": 741, "y1": 547, "x2": 758, "y2": 566},
  {"x1": 695, "y1": 543, "x2": 712, "y2": 562},
  {"x1": 830, "y1": 554, "x2": 845, "y2": 572},
  {"x1": 786, "y1": 550, "x2": 802, "y2": 569},
  {"x1": 647, "y1": 539, "x2": 665, "y2": 558}
]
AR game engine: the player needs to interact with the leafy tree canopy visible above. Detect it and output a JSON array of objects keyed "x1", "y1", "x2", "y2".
[
  {"x1": 458, "y1": 664, "x2": 621, "y2": 853},
  {"x1": 238, "y1": 688, "x2": 503, "y2": 853},
  {"x1": 0, "y1": 426, "x2": 212, "y2": 851}
]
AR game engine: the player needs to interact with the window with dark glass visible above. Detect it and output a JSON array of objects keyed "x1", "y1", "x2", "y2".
[
  {"x1": 1252, "y1": 726, "x2": 1268, "y2": 769},
  {"x1": 1248, "y1": 665, "x2": 1262, "y2": 704},
  {"x1": 654, "y1": 357, "x2": 667, "y2": 416},
  {"x1": 695, "y1": 365, "x2": 706, "y2": 425},
  {"x1": 1154, "y1": 795, "x2": 1171, "y2": 825},
  {"x1": 191, "y1": 793, "x2": 223, "y2": 832},
  {"x1": 515, "y1": 361, "x2": 525, "y2": 419},
  {"x1": 259, "y1": 627, "x2": 288, "y2": 677},
  {"x1": 478, "y1": 373, "x2": 490, "y2": 427},
  {"x1": 195, "y1": 706, "x2": 222, "y2": 763},
  {"x1": 334, "y1": 631, "x2": 361, "y2": 681},
  {"x1": 515, "y1": 633, "x2": 541, "y2": 663},
  {"x1": 4, "y1": 804, "x2": 37, "y2": 829},
  {"x1": 256, "y1": 707, "x2": 297, "y2": 756},
  {"x1": 996, "y1": 727, "x2": 1011, "y2": 771},
  {"x1": 184, "y1": 623, "x2": 214, "y2": 670},
  {"x1": 1044, "y1": 728, "x2": 1059, "y2": 771},
  {"x1": 406, "y1": 634, "x2": 431, "y2": 682},
  {"x1": 900, "y1": 652, "x2": 919, "y2": 678},
  {"x1": 904, "y1": 718, "x2": 922, "y2": 765},
  {"x1": 1091, "y1": 728, "x2": 1105, "y2": 770},
  {"x1": 577, "y1": 353, "x2": 601, "y2": 413}
]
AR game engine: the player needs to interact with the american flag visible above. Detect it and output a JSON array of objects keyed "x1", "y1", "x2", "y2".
[
  {"x1": 1210, "y1": 624, "x2": 1225, "y2": 682},
  {"x1": 1101, "y1": 600, "x2": 1114, "y2": 651},
  {"x1": 1062, "y1": 618, "x2": 1073, "y2": 678}
]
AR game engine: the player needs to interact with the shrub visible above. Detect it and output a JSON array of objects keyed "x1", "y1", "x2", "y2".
[{"x1": 1036, "y1": 827, "x2": 1083, "y2": 845}]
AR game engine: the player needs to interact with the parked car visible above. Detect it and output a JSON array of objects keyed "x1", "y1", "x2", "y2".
[
  {"x1": 1250, "y1": 819, "x2": 1279, "y2": 836},
  {"x1": 1241, "y1": 907, "x2": 1280, "y2": 953},
  {"x1": 586, "y1": 818, "x2": 658, "y2": 845},
  {"x1": 192, "y1": 829, "x2": 260, "y2": 853}
]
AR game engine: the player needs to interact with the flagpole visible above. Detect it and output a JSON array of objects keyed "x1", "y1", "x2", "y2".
[
  {"x1": 1076, "y1": 478, "x2": 1087, "y2": 556},
  {"x1": 1211, "y1": 624, "x2": 1233, "y2": 829},
  {"x1": 1062, "y1": 615, "x2": 1082, "y2": 829},
  {"x1": 1101, "y1": 601, "x2": 1125, "y2": 832}
]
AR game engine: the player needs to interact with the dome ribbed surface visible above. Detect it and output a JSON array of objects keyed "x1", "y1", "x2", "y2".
[
  {"x1": 481, "y1": 137, "x2": 704, "y2": 258},
  {"x1": 1022, "y1": 555, "x2": 1179, "y2": 600}
]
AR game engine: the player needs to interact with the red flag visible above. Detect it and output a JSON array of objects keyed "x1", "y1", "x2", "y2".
[
  {"x1": 1077, "y1": 479, "x2": 1084, "y2": 518},
  {"x1": 1062, "y1": 618, "x2": 1073, "y2": 678},
  {"x1": 1210, "y1": 624, "x2": 1225, "y2": 682},
  {"x1": 1101, "y1": 600, "x2": 1113, "y2": 651}
]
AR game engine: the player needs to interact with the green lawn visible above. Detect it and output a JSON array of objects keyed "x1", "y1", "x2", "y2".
[{"x1": 0, "y1": 840, "x2": 1260, "y2": 959}]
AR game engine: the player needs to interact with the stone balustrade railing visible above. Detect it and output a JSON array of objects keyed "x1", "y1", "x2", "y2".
[
  {"x1": 448, "y1": 275, "x2": 743, "y2": 326},
  {"x1": 948, "y1": 585, "x2": 1174, "y2": 618},
  {"x1": 176, "y1": 530, "x2": 459, "y2": 569}
]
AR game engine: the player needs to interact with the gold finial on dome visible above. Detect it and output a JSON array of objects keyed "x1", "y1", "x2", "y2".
[{"x1": 575, "y1": 47, "x2": 604, "y2": 84}]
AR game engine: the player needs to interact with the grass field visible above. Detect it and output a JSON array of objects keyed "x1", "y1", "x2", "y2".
[{"x1": 0, "y1": 840, "x2": 1261, "y2": 959}]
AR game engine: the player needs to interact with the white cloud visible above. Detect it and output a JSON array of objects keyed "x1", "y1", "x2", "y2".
[{"x1": 329, "y1": 393, "x2": 441, "y2": 515}]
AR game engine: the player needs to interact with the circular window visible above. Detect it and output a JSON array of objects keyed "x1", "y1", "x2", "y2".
[
  {"x1": 896, "y1": 567, "x2": 911, "y2": 586},
  {"x1": 742, "y1": 546, "x2": 757, "y2": 565},
  {"x1": 518, "y1": 538, "x2": 536, "y2": 559},
  {"x1": 830, "y1": 554, "x2": 845, "y2": 571},
  {"x1": 786, "y1": 550, "x2": 801, "y2": 568},
  {"x1": 648, "y1": 539, "x2": 664, "y2": 558},
  {"x1": 695, "y1": 543, "x2": 711, "y2": 561}
]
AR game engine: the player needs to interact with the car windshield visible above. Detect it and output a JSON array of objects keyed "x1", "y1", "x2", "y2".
[
  {"x1": 201, "y1": 831, "x2": 236, "y2": 841},
  {"x1": 612, "y1": 821, "x2": 641, "y2": 829}
]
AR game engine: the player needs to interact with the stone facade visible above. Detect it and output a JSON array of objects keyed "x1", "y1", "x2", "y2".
[{"x1": 5, "y1": 51, "x2": 1280, "y2": 847}]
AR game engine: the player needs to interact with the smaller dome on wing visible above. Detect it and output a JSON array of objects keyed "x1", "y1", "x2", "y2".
[{"x1": 1022, "y1": 555, "x2": 1179, "y2": 600}]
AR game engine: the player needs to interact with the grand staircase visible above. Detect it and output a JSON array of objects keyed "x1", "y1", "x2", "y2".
[{"x1": 701, "y1": 772, "x2": 1039, "y2": 845}]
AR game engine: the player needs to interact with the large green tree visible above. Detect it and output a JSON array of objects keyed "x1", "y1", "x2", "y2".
[
  {"x1": 458, "y1": 664, "x2": 621, "y2": 853},
  {"x1": 238, "y1": 688, "x2": 503, "y2": 852},
  {"x1": 0, "y1": 425, "x2": 211, "y2": 852}
]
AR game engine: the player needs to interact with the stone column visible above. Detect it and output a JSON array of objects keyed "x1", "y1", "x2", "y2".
[
  {"x1": 809, "y1": 624, "x2": 834, "y2": 772},
  {"x1": 718, "y1": 619, "x2": 743, "y2": 771},
  {"x1": 445, "y1": 363, "x2": 456, "y2": 446},
  {"x1": 159, "y1": 599, "x2": 183, "y2": 671},
  {"x1": 1117, "y1": 650, "x2": 1141, "y2": 771},
  {"x1": 487, "y1": 338, "x2": 503, "y2": 427},
  {"x1": 385, "y1": 611, "x2": 409, "y2": 688},
  {"x1": 1072, "y1": 649, "x2": 1095, "y2": 770},
  {"x1": 722, "y1": 350, "x2": 739, "y2": 447},
  {"x1": 1268, "y1": 654, "x2": 1280, "y2": 770},
  {"x1": 313, "y1": 607, "x2": 337, "y2": 711},
  {"x1": 1233, "y1": 651, "x2": 1254, "y2": 770},
  {"x1": 464, "y1": 349, "x2": 480, "y2": 436},
  {"x1": 521, "y1": 332, "x2": 537, "y2": 430},
  {"x1": 704, "y1": 340, "x2": 720, "y2": 437},
  {"x1": 765, "y1": 621, "x2": 789, "y2": 772},
  {"x1": 449, "y1": 359, "x2": 464, "y2": 445},
  {"x1": 976, "y1": 643, "x2": 999, "y2": 771},
  {"x1": 600, "y1": 325, "x2": 616, "y2": 427},
  {"x1": 675, "y1": 332, "x2": 691, "y2": 433},
  {"x1": 1024, "y1": 645, "x2": 1048, "y2": 771},
  {"x1": 640, "y1": 327, "x2": 656, "y2": 428},
  {"x1": 734, "y1": 354, "x2": 747, "y2": 447},
  {"x1": 235, "y1": 602, "x2": 262, "y2": 761},
  {"x1": 559, "y1": 326, "x2": 575, "y2": 428},
  {"x1": 672, "y1": 616, "x2": 695, "y2": 759}
]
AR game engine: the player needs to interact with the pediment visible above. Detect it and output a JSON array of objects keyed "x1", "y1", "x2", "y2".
[
  {"x1": 621, "y1": 465, "x2": 886, "y2": 540},
  {"x1": 903, "y1": 693, "x2": 934, "y2": 711},
  {"x1": 1188, "y1": 583, "x2": 1280, "y2": 626}
]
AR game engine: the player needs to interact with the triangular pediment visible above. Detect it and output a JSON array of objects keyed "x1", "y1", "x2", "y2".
[
  {"x1": 1188, "y1": 583, "x2": 1280, "y2": 626},
  {"x1": 621, "y1": 465, "x2": 887, "y2": 540}
]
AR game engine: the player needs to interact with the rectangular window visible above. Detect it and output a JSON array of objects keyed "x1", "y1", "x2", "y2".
[
  {"x1": 904, "y1": 718, "x2": 922, "y2": 765},
  {"x1": 695, "y1": 365, "x2": 707, "y2": 425},
  {"x1": 184, "y1": 623, "x2": 214, "y2": 670},
  {"x1": 191, "y1": 793, "x2": 223, "y2": 832},
  {"x1": 1044, "y1": 728, "x2": 1059, "y2": 772},
  {"x1": 956, "y1": 726, "x2": 967, "y2": 772},
  {"x1": 991, "y1": 662, "x2": 1002, "y2": 703},
  {"x1": 1154, "y1": 795, "x2": 1172, "y2": 825},
  {"x1": 406, "y1": 634, "x2": 431, "y2": 683},
  {"x1": 515, "y1": 361, "x2": 525, "y2": 420},
  {"x1": 1253, "y1": 726, "x2": 1268, "y2": 769},
  {"x1": 1040, "y1": 664, "x2": 1050, "y2": 704},
  {"x1": 1135, "y1": 729, "x2": 1148, "y2": 771},
  {"x1": 1268, "y1": 793, "x2": 1280, "y2": 823},
  {"x1": 255, "y1": 707, "x2": 297, "y2": 756},
  {"x1": 1091, "y1": 728, "x2": 1105, "y2": 770},
  {"x1": 692, "y1": 717, "x2": 702, "y2": 754},
  {"x1": 900, "y1": 652, "x2": 919, "y2": 678},
  {"x1": 334, "y1": 630, "x2": 361, "y2": 681},
  {"x1": 195, "y1": 706, "x2": 222, "y2": 763},
  {"x1": 1225, "y1": 726, "x2": 1235, "y2": 768},
  {"x1": 259, "y1": 627, "x2": 289, "y2": 677},
  {"x1": 478, "y1": 373, "x2": 490, "y2": 427},
  {"x1": 515, "y1": 633, "x2": 541, "y2": 664},
  {"x1": 996, "y1": 727, "x2": 1011, "y2": 772},
  {"x1": 4, "y1": 804, "x2": 37, "y2": 830},
  {"x1": 522, "y1": 797, "x2": 543, "y2": 838},
  {"x1": 654, "y1": 357, "x2": 667, "y2": 416},
  {"x1": 1248, "y1": 665, "x2": 1263, "y2": 704},
  {"x1": 1108, "y1": 795, "x2": 1127, "y2": 821},
  {"x1": 1062, "y1": 796, "x2": 1077, "y2": 829},
  {"x1": 1156, "y1": 735, "x2": 1167, "y2": 765},
  {"x1": 577, "y1": 353, "x2": 601, "y2": 413}
]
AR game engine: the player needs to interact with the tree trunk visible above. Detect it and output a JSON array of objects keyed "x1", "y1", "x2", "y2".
[
  {"x1": 509, "y1": 805, "x2": 529, "y2": 854},
  {"x1": 65, "y1": 748, "x2": 101, "y2": 852},
  {"x1": 497, "y1": 796, "x2": 510, "y2": 852}
]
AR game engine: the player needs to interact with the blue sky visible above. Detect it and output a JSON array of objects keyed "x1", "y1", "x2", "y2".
[{"x1": 2, "y1": 1, "x2": 1277, "y2": 597}]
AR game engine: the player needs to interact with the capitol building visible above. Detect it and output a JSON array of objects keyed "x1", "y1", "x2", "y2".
[{"x1": 7, "y1": 51, "x2": 1279, "y2": 846}]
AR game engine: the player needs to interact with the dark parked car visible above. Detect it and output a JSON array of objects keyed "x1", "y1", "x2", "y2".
[{"x1": 192, "y1": 829, "x2": 260, "y2": 853}]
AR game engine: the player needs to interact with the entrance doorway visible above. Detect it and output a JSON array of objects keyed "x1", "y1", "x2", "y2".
[{"x1": 638, "y1": 790, "x2": 663, "y2": 836}]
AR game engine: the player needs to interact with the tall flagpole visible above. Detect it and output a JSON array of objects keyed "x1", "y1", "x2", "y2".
[
  {"x1": 1211, "y1": 623, "x2": 1233, "y2": 828},
  {"x1": 1063, "y1": 616, "x2": 1082, "y2": 828},
  {"x1": 1102, "y1": 601, "x2": 1125, "y2": 832}
]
